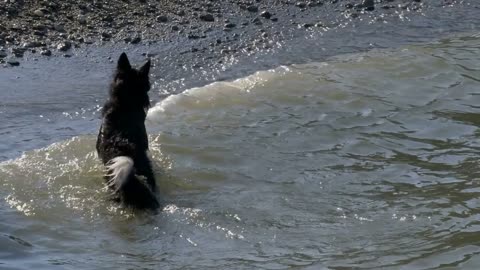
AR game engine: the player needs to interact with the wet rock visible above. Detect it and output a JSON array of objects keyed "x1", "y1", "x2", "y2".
[
  {"x1": 156, "y1": 15, "x2": 168, "y2": 22},
  {"x1": 33, "y1": 31, "x2": 45, "y2": 36},
  {"x1": 78, "y1": 15, "x2": 87, "y2": 25},
  {"x1": 57, "y1": 41, "x2": 71, "y2": 51},
  {"x1": 247, "y1": 5, "x2": 259, "y2": 12},
  {"x1": 40, "y1": 49, "x2": 52, "y2": 56},
  {"x1": 199, "y1": 13, "x2": 215, "y2": 22},
  {"x1": 364, "y1": 0, "x2": 375, "y2": 11},
  {"x1": 224, "y1": 23, "x2": 236, "y2": 29},
  {"x1": 260, "y1": 11, "x2": 272, "y2": 19},
  {"x1": 171, "y1": 25, "x2": 180, "y2": 31},
  {"x1": 303, "y1": 23, "x2": 314, "y2": 28},
  {"x1": 357, "y1": 0, "x2": 375, "y2": 11},
  {"x1": 101, "y1": 32, "x2": 112, "y2": 38},
  {"x1": 22, "y1": 41, "x2": 42, "y2": 48},
  {"x1": 102, "y1": 15, "x2": 114, "y2": 23},
  {"x1": 11, "y1": 48, "x2": 25, "y2": 57},
  {"x1": 32, "y1": 24, "x2": 47, "y2": 31},
  {"x1": 7, "y1": 59, "x2": 20, "y2": 66},
  {"x1": 188, "y1": 34, "x2": 200, "y2": 39},
  {"x1": 0, "y1": 51, "x2": 7, "y2": 58},
  {"x1": 33, "y1": 9, "x2": 44, "y2": 17},
  {"x1": 296, "y1": 2, "x2": 307, "y2": 8},
  {"x1": 54, "y1": 24, "x2": 65, "y2": 32},
  {"x1": 130, "y1": 36, "x2": 141, "y2": 44}
]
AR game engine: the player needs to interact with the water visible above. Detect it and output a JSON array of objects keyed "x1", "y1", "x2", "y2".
[{"x1": 2, "y1": 3, "x2": 480, "y2": 270}]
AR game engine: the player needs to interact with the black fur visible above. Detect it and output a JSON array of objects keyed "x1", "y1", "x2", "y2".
[{"x1": 96, "y1": 52, "x2": 159, "y2": 210}]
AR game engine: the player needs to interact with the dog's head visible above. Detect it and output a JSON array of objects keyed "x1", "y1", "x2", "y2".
[{"x1": 110, "y1": 53, "x2": 151, "y2": 110}]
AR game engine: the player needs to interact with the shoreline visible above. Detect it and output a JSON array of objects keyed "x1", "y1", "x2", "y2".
[{"x1": 0, "y1": 0, "x2": 433, "y2": 67}]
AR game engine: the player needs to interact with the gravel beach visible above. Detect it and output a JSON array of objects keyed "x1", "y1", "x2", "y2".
[{"x1": 0, "y1": 0, "x2": 441, "y2": 67}]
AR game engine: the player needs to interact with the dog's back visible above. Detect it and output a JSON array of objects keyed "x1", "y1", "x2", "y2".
[{"x1": 96, "y1": 53, "x2": 159, "y2": 210}]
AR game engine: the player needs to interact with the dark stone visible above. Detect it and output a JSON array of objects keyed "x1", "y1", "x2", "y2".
[
  {"x1": 22, "y1": 41, "x2": 42, "y2": 48},
  {"x1": 224, "y1": 23, "x2": 236, "y2": 28},
  {"x1": 247, "y1": 5, "x2": 259, "y2": 12},
  {"x1": 7, "y1": 59, "x2": 20, "y2": 66},
  {"x1": 156, "y1": 15, "x2": 168, "y2": 22},
  {"x1": 296, "y1": 2, "x2": 307, "y2": 8},
  {"x1": 260, "y1": 11, "x2": 272, "y2": 19},
  {"x1": 57, "y1": 41, "x2": 71, "y2": 51},
  {"x1": 130, "y1": 36, "x2": 141, "y2": 44},
  {"x1": 188, "y1": 34, "x2": 200, "y2": 39},
  {"x1": 361, "y1": 0, "x2": 375, "y2": 11},
  {"x1": 40, "y1": 49, "x2": 52, "y2": 56},
  {"x1": 33, "y1": 31, "x2": 45, "y2": 36},
  {"x1": 199, "y1": 13, "x2": 215, "y2": 22},
  {"x1": 101, "y1": 32, "x2": 112, "y2": 38}
]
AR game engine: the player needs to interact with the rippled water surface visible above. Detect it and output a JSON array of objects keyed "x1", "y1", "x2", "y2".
[
  {"x1": 1, "y1": 33, "x2": 480, "y2": 269},
  {"x1": 3, "y1": 1, "x2": 480, "y2": 267}
]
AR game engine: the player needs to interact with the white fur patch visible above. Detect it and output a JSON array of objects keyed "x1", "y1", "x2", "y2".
[{"x1": 105, "y1": 156, "x2": 134, "y2": 191}]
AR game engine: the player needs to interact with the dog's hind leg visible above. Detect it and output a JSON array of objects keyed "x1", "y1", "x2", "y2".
[{"x1": 134, "y1": 154, "x2": 157, "y2": 191}]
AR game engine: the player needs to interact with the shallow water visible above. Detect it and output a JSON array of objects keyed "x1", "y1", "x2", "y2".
[
  {"x1": 2, "y1": 33, "x2": 480, "y2": 269},
  {"x1": 2, "y1": 1, "x2": 480, "y2": 269}
]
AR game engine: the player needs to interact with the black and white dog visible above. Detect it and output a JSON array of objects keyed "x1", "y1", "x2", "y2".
[{"x1": 96, "y1": 53, "x2": 159, "y2": 210}]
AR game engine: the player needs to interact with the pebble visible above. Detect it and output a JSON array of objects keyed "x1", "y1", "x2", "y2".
[
  {"x1": 78, "y1": 15, "x2": 87, "y2": 24},
  {"x1": 199, "y1": 13, "x2": 215, "y2": 22},
  {"x1": 260, "y1": 11, "x2": 272, "y2": 19},
  {"x1": 359, "y1": 0, "x2": 375, "y2": 11},
  {"x1": 7, "y1": 59, "x2": 20, "y2": 66},
  {"x1": 33, "y1": 9, "x2": 44, "y2": 17},
  {"x1": 22, "y1": 41, "x2": 42, "y2": 48},
  {"x1": 57, "y1": 41, "x2": 71, "y2": 51},
  {"x1": 101, "y1": 32, "x2": 112, "y2": 38},
  {"x1": 11, "y1": 48, "x2": 25, "y2": 57},
  {"x1": 247, "y1": 5, "x2": 259, "y2": 12},
  {"x1": 40, "y1": 49, "x2": 52, "y2": 56},
  {"x1": 130, "y1": 36, "x2": 141, "y2": 44},
  {"x1": 156, "y1": 15, "x2": 168, "y2": 22},
  {"x1": 54, "y1": 24, "x2": 65, "y2": 32},
  {"x1": 296, "y1": 2, "x2": 307, "y2": 8}
]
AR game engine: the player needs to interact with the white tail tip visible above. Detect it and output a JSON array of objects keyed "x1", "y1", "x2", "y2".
[{"x1": 105, "y1": 156, "x2": 134, "y2": 191}]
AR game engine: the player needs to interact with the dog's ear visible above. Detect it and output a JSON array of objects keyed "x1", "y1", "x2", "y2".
[
  {"x1": 139, "y1": 60, "x2": 151, "y2": 77},
  {"x1": 117, "y1": 53, "x2": 131, "y2": 72}
]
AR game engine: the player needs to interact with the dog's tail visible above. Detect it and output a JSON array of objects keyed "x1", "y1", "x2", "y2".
[{"x1": 106, "y1": 156, "x2": 159, "y2": 210}]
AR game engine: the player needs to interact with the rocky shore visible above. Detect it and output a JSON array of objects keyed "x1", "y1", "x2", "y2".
[{"x1": 0, "y1": 0, "x2": 449, "y2": 67}]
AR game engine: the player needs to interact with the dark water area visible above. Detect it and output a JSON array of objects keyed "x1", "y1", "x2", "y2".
[{"x1": 1, "y1": 1, "x2": 480, "y2": 269}]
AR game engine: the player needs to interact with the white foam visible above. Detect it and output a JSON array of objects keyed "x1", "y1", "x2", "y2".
[{"x1": 146, "y1": 66, "x2": 291, "y2": 123}]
